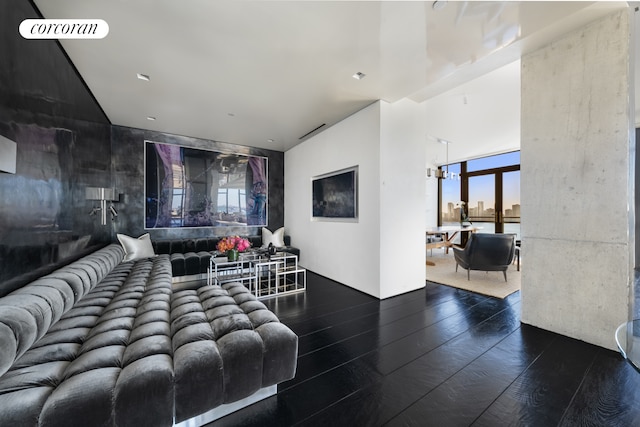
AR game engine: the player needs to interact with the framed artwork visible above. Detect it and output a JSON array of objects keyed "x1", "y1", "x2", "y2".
[
  {"x1": 312, "y1": 166, "x2": 358, "y2": 222},
  {"x1": 144, "y1": 140, "x2": 268, "y2": 229}
]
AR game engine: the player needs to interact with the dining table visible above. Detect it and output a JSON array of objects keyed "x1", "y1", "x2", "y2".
[{"x1": 426, "y1": 225, "x2": 481, "y2": 266}]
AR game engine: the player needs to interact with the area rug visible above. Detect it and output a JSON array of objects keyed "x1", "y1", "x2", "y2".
[{"x1": 426, "y1": 252, "x2": 520, "y2": 299}]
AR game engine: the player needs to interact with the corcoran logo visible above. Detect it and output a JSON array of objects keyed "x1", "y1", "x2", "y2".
[{"x1": 19, "y1": 19, "x2": 109, "y2": 39}]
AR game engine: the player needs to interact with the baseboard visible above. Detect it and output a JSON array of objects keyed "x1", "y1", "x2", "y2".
[{"x1": 173, "y1": 385, "x2": 277, "y2": 427}]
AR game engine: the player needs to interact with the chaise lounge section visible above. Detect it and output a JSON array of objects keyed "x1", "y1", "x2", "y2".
[{"x1": 0, "y1": 243, "x2": 298, "y2": 426}]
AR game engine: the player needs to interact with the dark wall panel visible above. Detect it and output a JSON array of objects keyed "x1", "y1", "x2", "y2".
[
  {"x1": 0, "y1": 1, "x2": 110, "y2": 123},
  {"x1": 0, "y1": 119, "x2": 113, "y2": 296},
  {"x1": 0, "y1": 0, "x2": 112, "y2": 296}
]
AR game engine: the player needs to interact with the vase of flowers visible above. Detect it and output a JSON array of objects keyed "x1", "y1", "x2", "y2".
[{"x1": 217, "y1": 235, "x2": 251, "y2": 261}]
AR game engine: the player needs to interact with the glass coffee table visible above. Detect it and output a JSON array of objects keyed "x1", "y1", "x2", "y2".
[{"x1": 209, "y1": 251, "x2": 306, "y2": 298}]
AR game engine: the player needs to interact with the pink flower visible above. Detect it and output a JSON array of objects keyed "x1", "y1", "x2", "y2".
[
  {"x1": 217, "y1": 235, "x2": 251, "y2": 252},
  {"x1": 237, "y1": 238, "x2": 251, "y2": 252}
]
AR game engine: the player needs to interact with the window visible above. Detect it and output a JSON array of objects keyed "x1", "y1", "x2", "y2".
[
  {"x1": 467, "y1": 151, "x2": 520, "y2": 172},
  {"x1": 440, "y1": 163, "x2": 461, "y2": 225},
  {"x1": 438, "y1": 151, "x2": 520, "y2": 239}
]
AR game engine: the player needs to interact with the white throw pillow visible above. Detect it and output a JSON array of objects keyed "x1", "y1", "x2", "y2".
[
  {"x1": 262, "y1": 227, "x2": 285, "y2": 247},
  {"x1": 117, "y1": 233, "x2": 156, "y2": 262}
]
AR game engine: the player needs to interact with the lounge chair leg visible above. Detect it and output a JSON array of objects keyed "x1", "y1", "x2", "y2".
[
  {"x1": 503, "y1": 270, "x2": 507, "y2": 282},
  {"x1": 456, "y1": 264, "x2": 458, "y2": 272},
  {"x1": 467, "y1": 269, "x2": 470, "y2": 281}
]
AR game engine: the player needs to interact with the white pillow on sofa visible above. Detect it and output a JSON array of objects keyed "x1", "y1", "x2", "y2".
[
  {"x1": 117, "y1": 233, "x2": 156, "y2": 262},
  {"x1": 262, "y1": 227, "x2": 285, "y2": 247}
]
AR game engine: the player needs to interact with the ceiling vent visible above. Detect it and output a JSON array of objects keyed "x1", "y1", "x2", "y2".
[{"x1": 298, "y1": 123, "x2": 327, "y2": 140}]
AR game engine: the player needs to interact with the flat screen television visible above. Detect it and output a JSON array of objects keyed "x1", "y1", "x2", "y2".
[
  {"x1": 145, "y1": 140, "x2": 268, "y2": 229},
  {"x1": 312, "y1": 166, "x2": 358, "y2": 221}
]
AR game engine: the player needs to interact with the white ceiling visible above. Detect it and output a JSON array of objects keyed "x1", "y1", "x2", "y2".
[{"x1": 34, "y1": 1, "x2": 629, "y2": 152}]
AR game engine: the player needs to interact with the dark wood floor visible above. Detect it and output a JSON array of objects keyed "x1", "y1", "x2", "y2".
[{"x1": 211, "y1": 272, "x2": 640, "y2": 426}]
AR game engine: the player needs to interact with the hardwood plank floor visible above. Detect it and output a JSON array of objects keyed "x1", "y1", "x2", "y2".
[{"x1": 209, "y1": 272, "x2": 640, "y2": 426}]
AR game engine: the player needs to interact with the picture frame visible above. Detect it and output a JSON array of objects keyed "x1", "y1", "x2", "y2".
[
  {"x1": 311, "y1": 166, "x2": 358, "y2": 222},
  {"x1": 144, "y1": 140, "x2": 268, "y2": 229}
]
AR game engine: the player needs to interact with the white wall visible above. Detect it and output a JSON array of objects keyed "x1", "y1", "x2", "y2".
[
  {"x1": 423, "y1": 60, "x2": 521, "y2": 165},
  {"x1": 285, "y1": 100, "x2": 427, "y2": 299},
  {"x1": 425, "y1": 127, "x2": 439, "y2": 228},
  {"x1": 421, "y1": 60, "x2": 522, "y2": 229},
  {"x1": 379, "y1": 100, "x2": 427, "y2": 299},
  {"x1": 425, "y1": 172, "x2": 439, "y2": 228},
  {"x1": 285, "y1": 102, "x2": 382, "y2": 297},
  {"x1": 521, "y1": 10, "x2": 632, "y2": 350}
]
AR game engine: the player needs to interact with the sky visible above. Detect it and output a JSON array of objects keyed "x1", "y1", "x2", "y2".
[{"x1": 441, "y1": 151, "x2": 520, "y2": 216}]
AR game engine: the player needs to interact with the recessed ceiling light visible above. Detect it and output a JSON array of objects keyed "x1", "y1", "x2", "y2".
[
  {"x1": 267, "y1": 139, "x2": 274, "y2": 143},
  {"x1": 147, "y1": 116, "x2": 156, "y2": 121},
  {"x1": 432, "y1": 1, "x2": 448, "y2": 11},
  {"x1": 137, "y1": 73, "x2": 150, "y2": 81},
  {"x1": 352, "y1": 72, "x2": 366, "y2": 80}
]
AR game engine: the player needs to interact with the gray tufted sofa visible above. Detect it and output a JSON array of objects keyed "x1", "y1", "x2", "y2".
[{"x1": 0, "y1": 243, "x2": 298, "y2": 426}]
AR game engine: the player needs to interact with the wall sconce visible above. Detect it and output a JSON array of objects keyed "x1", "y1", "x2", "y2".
[
  {"x1": 86, "y1": 187, "x2": 119, "y2": 225},
  {"x1": 0, "y1": 134, "x2": 17, "y2": 174}
]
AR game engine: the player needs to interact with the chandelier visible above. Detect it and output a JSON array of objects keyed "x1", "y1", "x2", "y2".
[{"x1": 426, "y1": 138, "x2": 460, "y2": 180}]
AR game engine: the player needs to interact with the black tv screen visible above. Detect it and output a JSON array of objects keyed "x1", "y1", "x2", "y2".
[
  {"x1": 312, "y1": 166, "x2": 358, "y2": 220},
  {"x1": 145, "y1": 141, "x2": 268, "y2": 228}
]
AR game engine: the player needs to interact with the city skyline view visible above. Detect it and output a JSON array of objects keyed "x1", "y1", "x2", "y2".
[{"x1": 442, "y1": 201, "x2": 521, "y2": 222}]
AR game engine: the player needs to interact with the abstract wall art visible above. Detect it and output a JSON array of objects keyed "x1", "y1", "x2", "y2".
[{"x1": 312, "y1": 166, "x2": 358, "y2": 221}]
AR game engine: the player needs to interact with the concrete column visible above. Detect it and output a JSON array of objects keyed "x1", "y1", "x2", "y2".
[{"x1": 521, "y1": 9, "x2": 633, "y2": 350}]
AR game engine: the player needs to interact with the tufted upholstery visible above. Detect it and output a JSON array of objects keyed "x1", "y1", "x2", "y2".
[
  {"x1": 0, "y1": 244, "x2": 125, "y2": 378},
  {"x1": 0, "y1": 243, "x2": 298, "y2": 426},
  {"x1": 152, "y1": 236, "x2": 300, "y2": 278},
  {"x1": 0, "y1": 245, "x2": 175, "y2": 427},
  {"x1": 171, "y1": 282, "x2": 298, "y2": 422}
]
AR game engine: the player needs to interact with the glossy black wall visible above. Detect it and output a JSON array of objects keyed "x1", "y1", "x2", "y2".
[
  {"x1": 0, "y1": 1, "x2": 113, "y2": 295},
  {"x1": 0, "y1": 0, "x2": 285, "y2": 295}
]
